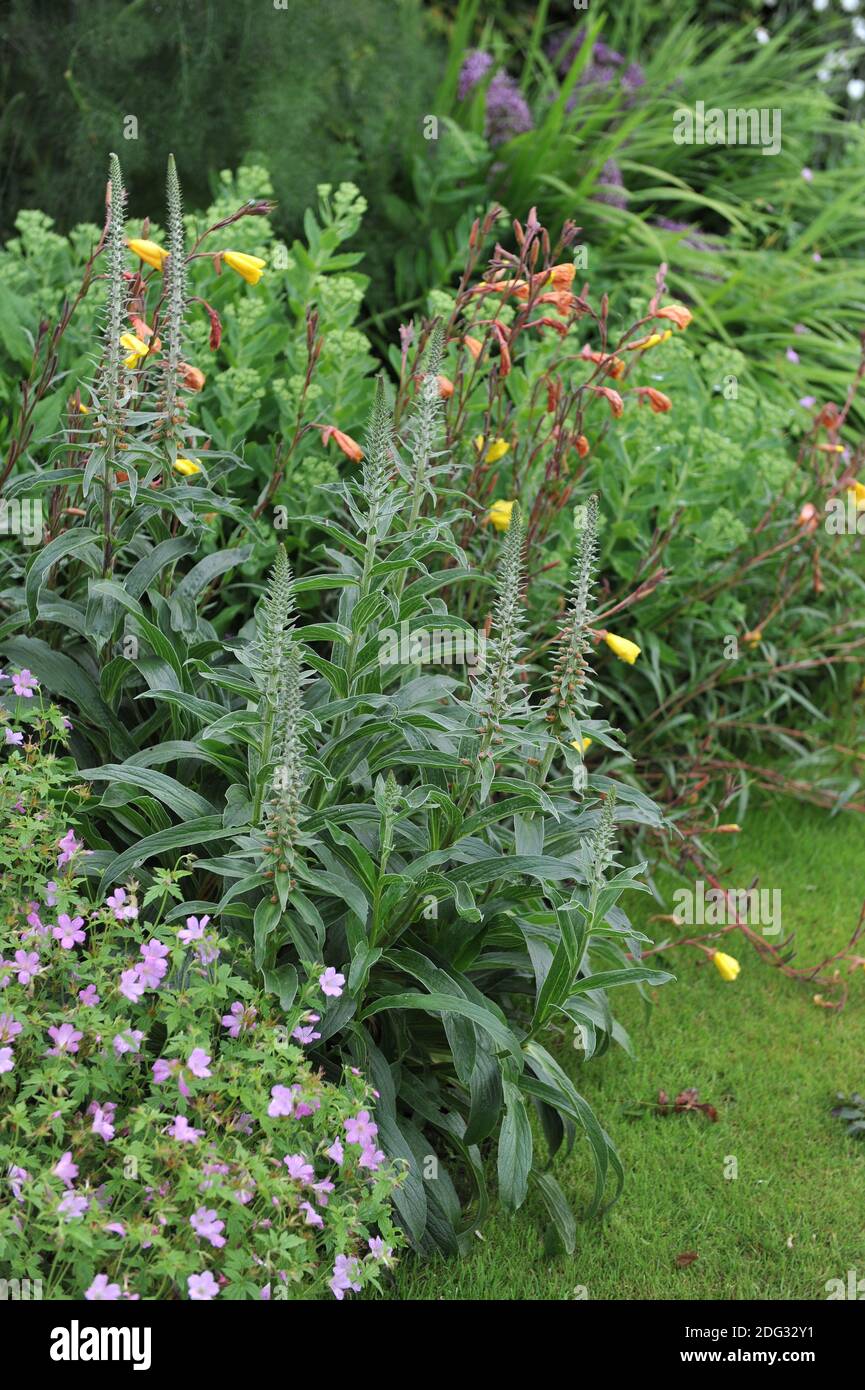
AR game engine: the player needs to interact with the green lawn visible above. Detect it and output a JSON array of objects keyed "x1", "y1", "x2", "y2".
[{"x1": 386, "y1": 797, "x2": 865, "y2": 1300}]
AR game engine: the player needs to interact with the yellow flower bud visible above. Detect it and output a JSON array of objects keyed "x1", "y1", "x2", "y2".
[
  {"x1": 120, "y1": 332, "x2": 150, "y2": 369},
  {"x1": 486, "y1": 499, "x2": 516, "y2": 532},
  {"x1": 847, "y1": 480, "x2": 865, "y2": 509},
  {"x1": 713, "y1": 951, "x2": 741, "y2": 982},
  {"x1": 570, "y1": 737, "x2": 592, "y2": 753},
  {"x1": 603, "y1": 632, "x2": 641, "y2": 665},
  {"x1": 474, "y1": 435, "x2": 510, "y2": 464},
  {"x1": 173, "y1": 457, "x2": 202, "y2": 477},
  {"x1": 223, "y1": 251, "x2": 266, "y2": 285},
  {"x1": 127, "y1": 238, "x2": 169, "y2": 271}
]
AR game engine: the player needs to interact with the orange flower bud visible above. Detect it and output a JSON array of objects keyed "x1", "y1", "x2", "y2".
[
  {"x1": 463, "y1": 335, "x2": 483, "y2": 361},
  {"x1": 575, "y1": 434, "x2": 590, "y2": 458},
  {"x1": 437, "y1": 374, "x2": 454, "y2": 399},
  {"x1": 179, "y1": 363, "x2": 206, "y2": 392},
  {"x1": 320, "y1": 425, "x2": 364, "y2": 462},
  {"x1": 548, "y1": 262, "x2": 576, "y2": 290},
  {"x1": 655, "y1": 304, "x2": 693, "y2": 330},
  {"x1": 596, "y1": 386, "x2": 624, "y2": 418},
  {"x1": 636, "y1": 386, "x2": 672, "y2": 413}
]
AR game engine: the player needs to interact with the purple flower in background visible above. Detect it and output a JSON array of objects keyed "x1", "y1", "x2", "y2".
[
  {"x1": 369, "y1": 1236, "x2": 393, "y2": 1261},
  {"x1": 186, "y1": 1048, "x2": 212, "y2": 1079},
  {"x1": 300, "y1": 1200, "x2": 324, "y2": 1228},
  {"x1": 594, "y1": 158, "x2": 628, "y2": 209},
  {"x1": 86, "y1": 1274, "x2": 121, "y2": 1301},
  {"x1": 786, "y1": 347, "x2": 800, "y2": 364},
  {"x1": 801, "y1": 166, "x2": 813, "y2": 182},
  {"x1": 268, "y1": 1084, "x2": 295, "y2": 1118},
  {"x1": 53, "y1": 913, "x2": 86, "y2": 949},
  {"x1": 8, "y1": 1165, "x2": 29, "y2": 1201},
  {"x1": 485, "y1": 71, "x2": 533, "y2": 146},
  {"x1": 4, "y1": 728, "x2": 23, "y2": 746},
  {"x1": 312, "y1": 1178, "x2": 334, "y2": 1207},
  {"x1": 58, "y1": 1191, "x2": 89, "y2": 1221},
  {"x1": 44, "y1": 881, "x2": 59, "y2": 907},
  {"x1": 283, "y1": 1153, "x2": 314, "y2": 1183},
  {"x1": 0, "y1": 1047, "x2": 13, "y2": 1074},
  {"x1": 47, "y1": 1022, "x2": 82, "y2": 1055},
  {"x1": 799, "y1": 396, "x2": 817, "y2": 409},
  {"x1": 90, "y1": 1103, "x2": 117, "y2": 1142},
  {"x1": 57, "y1": 829, "x2": 82, "y2": 867},
  {"x1": 53, "y1": 1151, "x2": 79, "y2": 1186},
  {"x1": 358, "y1": 1144, "x2": 386, "y2": 1171},
  {"x1": 344, "y1": 1110, "x2": 378, "y2": 1146},
  {"x1": 78, "y1": 984, "x2": 100, "y2": 1007},
  {"x1": 106, "y1": 887, "x2": 138, "y2": 922},
  {"x1": 325, "y1": 1137, "x2": 344, "y2": 1164},
  {"x1": 167, "y1": 1115, "x2": 202, "y2": 1144},
  {"x1": 187, "y1": 1271, "x2": 220, "y2": 1301},
  {"x1": 152, "y1": 1057, "x2": 179, "y2": 1084},
  {"x1": 319, "y1": 966, "x2": 345, "y2": 998},
  {"x1": 113, "y1": 1028, "x2": 144, "y2": 1055},
  {"x1": 458, "y1": 47, "x2": 494, "y2": 100},
  {"x1": 292, "y1": 1024, "x2": 321, "y2": 1045},
  {"x1": 11, "y1": 669, "x2": 39, "y2": 698},
  {"x1": 190, "y1": 1207, "x2": 226, "y2": 1248},
  {"x1": 0, "y1": 1013, "x2": 22, "y2": 1043},
  {"x1": 221, "y1": 1001, "x2": 257, "y2": 1037},
  {"x1": 119, "y1": 969, "x2": 146, "y2": 1004},
  {"x1": 330, "y1": 1254, "x2": 362, "y2": 1301},
  {"x1": 14, "y1": 950, "x2": 41, "y2": 985},
  {"x1": 179, "y1": 915, "x2": 210, "y2": 945}
]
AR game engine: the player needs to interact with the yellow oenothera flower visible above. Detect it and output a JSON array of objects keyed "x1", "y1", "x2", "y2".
[
  {"x1": 570, "y1": 736, "x2": 592, "y2": 753},
  {"x1": 474, "y1": 435, "x2": 510, "y2": 464},
  {"x1": 126, "y1": 238, "x2": 169, "y2": 271},
  {"x1": 713, "y1": 951, "x2": 741, "y2": 982},
  {"x1": 847, "y1": 480, "x2": 865, "y2": 509},
  {"x1": 486, "y1": 499, "x2": 516, "y2": 532},
  {"x1": 120, "y1": 332, "x2": 150, "y2": 369},
  {"x1": 223, "y1": 251, "x2": 266, "y2": 285},
  {"x1": 173, "y1": 457, "x2": 202, "y2": 477},
  {"x1": 604, "y1": 632, "x2": 641, "y2": 665}
]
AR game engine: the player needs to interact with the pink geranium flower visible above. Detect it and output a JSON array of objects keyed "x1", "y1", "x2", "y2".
[
  {"x1": 86, "y1": 1274, "x2": 121, "y2": 1301},
  {"x1": 319, "y1": 966, "x2": 345, "y2": 998}
]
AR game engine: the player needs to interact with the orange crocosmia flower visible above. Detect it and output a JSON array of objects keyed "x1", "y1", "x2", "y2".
[
  {"x1": 816, "y1": 402, "x2": 841, "y2": 430},
  {"x1": 321, "y1": 426, "x2": 364, "y2": 463},
  {"x1": 179, "y1": 363, "x2": 206, "y2": 392},
  {"x1": 437, "y1": 375, "x2": 454, "y2": 399},
  {"x1": 655, "y1": 304, "x2": 693, "y2": 331},
  {"x1": 548, "y1": 262, "x2": 576, "y2": 290},
  {"x1": 596, "y1": 386, "x2": 624, "y2": 418},
  {"x1": 463, "y1": 335, "x2": 483, "y2": 360},
  {"x1": 581, "y1": 346, "x2": 625, "y2": 378},
  {"x1": 575, "y1": 434, "x2": 590, "y2": 458},
  {"x1": 536, "y1": 290, "x2": 579, "y2": 316},
  {"x1": 637, "y1": 387, "x2": 672, "y2": 413},
  {"x1": 475, "y1": 278, "x2": 529, "y2": 300}
]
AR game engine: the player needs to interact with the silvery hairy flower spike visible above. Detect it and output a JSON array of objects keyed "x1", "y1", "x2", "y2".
[
  {"x1": 475, "y1": 500, "x2": 529, "y2": 742},
  {"x1": 162, "y1": 153, "x2": 187, "y2": 431},
  {"x1": 548, "y1": 493, "x2": 599, "y2": 729}
]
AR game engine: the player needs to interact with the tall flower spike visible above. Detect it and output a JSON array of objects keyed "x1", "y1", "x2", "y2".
[
  {"x1": 262, "y1": 641, "x2": 308, "y2": 899},
  {"x1": 361, "y1": 375, "x2": 395, "y2": 534},
  {"x1": 405, "y1": 322, "x2": 444, "y2": 509},
  {"x1": 256, "y1": 544, "x2": 296, "y2": 701},
  {"x1": 589, "y1": 786, "x2": 618, "y2": 899},
  {"x1": 163, "y1": 154, "x2": 187, "y2": 432},
  {"x1": 476, "y1": 501, "x2": 528, "y2": 740},
  {"x1": 97, "y1": 153, "x2": 129, "y2": 429},
  {"x1": 548, "y1": 494, "x2": 599, "y2": 729}
]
